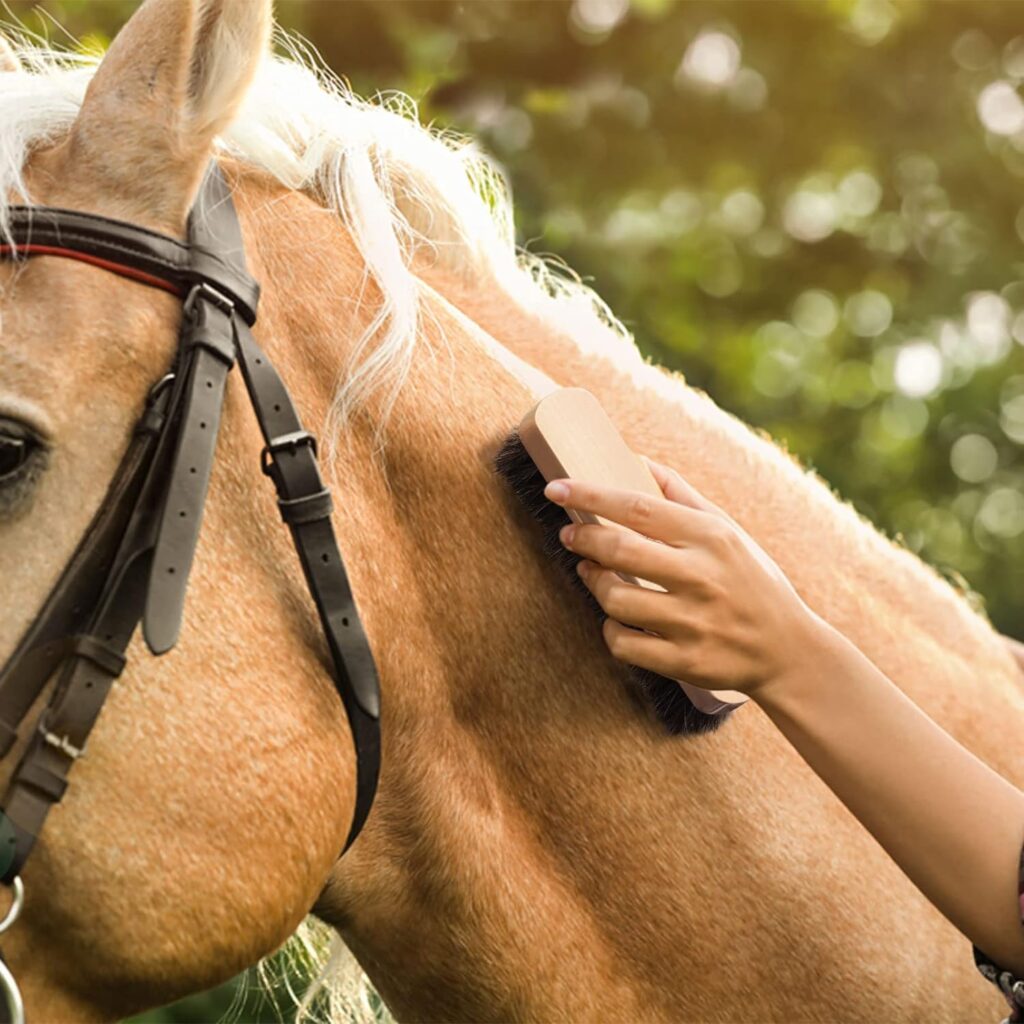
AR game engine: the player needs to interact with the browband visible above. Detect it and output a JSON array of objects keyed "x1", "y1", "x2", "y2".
[
  {"x1": 0, "y1": 163, "x2": 381, "y2": 886},
  {"x1": 0, "y1": 203, "x2": 259, "y2": 323}
]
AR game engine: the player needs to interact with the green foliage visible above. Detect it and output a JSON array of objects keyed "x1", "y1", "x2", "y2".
[{"x1": 6, "y1": 0, "x2": 1024, "y2": 1019}]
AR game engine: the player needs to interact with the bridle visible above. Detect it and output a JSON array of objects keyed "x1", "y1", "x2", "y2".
[{"x1": 0, "y1": 162, "x2": 382, "y2": 1021}]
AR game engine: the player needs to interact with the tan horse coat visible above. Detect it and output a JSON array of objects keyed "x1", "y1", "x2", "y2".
[{"x1": 0, "y1": 0, "x2": 1015, "y2": 1019}]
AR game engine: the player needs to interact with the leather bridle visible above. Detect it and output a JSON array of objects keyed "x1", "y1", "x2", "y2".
[{"x1": 0, "y1": 162, "x2": 382, "y2": 1020}]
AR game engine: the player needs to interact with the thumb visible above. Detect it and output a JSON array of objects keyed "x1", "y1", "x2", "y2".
[{"x1": 640, "y1": 454, "x2": 724, "y2": 517}]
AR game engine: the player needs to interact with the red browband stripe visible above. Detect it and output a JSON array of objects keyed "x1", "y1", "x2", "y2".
[{"x1": 0, "y1": 243, "x2": 185, "y2": 298}]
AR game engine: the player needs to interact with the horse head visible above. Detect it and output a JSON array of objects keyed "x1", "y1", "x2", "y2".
[{"x1": 0, "y1": 0, "x2": 377, "y2": 1015}]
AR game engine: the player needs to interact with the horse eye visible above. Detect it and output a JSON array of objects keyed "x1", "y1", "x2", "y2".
[{"x1": 0, "y1": 420, "x2": 44, "y2": 484}]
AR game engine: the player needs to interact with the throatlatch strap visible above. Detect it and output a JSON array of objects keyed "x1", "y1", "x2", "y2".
[{"x1": 236, "y1": 322, "x2": 381, "y2": 850}]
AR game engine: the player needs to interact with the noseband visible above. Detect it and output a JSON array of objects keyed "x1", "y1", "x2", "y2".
[{"x1": 0, "y1": 163, "x2": 382, "y2": 1018}]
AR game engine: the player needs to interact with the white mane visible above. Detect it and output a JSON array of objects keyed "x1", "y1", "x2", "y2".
[{"x1": 0, "y1": 27, "x2": 632, "y2": 455}]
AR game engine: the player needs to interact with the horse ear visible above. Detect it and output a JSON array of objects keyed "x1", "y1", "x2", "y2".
[
  {"x1": 0, "y1": 37, "x2": 21, "y2": 74},
  {"x1": 66, "y1": 0, "x2": 271, "y2": 225}
]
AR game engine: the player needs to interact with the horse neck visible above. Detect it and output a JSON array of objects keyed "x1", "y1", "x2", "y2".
[
  {"x1": 300, "y1": 262, "x2": 994, "y2": 1016},
  {"x1": 249, "y1": 177, "x2": 1006, "y2": 1017}
]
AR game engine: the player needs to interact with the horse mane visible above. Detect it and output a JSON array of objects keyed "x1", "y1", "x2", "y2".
[{"x1": 0, "y1": 25, "x2": 630, "y2": 458}]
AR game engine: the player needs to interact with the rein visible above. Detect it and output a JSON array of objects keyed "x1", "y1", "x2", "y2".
[{"x1": 0, "y1": 163, "x2": 382, "y2": 1020}]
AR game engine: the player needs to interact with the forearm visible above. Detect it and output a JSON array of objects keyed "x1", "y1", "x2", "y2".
[{"x1": 755, "y1": 617, "x2": 1024, "y2": 973}]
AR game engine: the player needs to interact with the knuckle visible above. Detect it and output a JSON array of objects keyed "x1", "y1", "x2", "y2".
[
  {"x1": 572, "y1": 524, "x2": 595, "y2": 552},
  {"x1": 693, "y1": 575, "x2": 726, "y2": 603},
  {"x1": 605, "y1": 530, "x2": 627, "y2": 562},
  {"x1": 579, "y1": 483, "x2": 598, "y2": 504},
  {"x1": 666, "y1": 616, "x2": 699, "y2": 653},
  {"x1": 610, "y1": 528, "x2": 626, "y2": 561},
  {"x1": 670, "y1": 611, "x2": 704, "y2": 645},
  {"x1": 683, "y1": 638, "x2": 707, "y2": 673},
  {"x1": 602, "y1": 584, "x2": 628, "y2": 620},
  {"x1": 662, "y1": 549, "x2": 693, "y2": 585},
  {"x1": 628, "y1": 494, "x2": 654, "y2": 524},
  {"x1": 706, "y1": 521, "x2": 734, "y2": 551},
  {"x1": 670, "y1": 647, "x2": 696, "y2": 679}
]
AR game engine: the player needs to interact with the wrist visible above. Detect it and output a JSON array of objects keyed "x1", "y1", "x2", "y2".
[{"x1": 750, "y1": 610, "x2": 854, "y2": 711}]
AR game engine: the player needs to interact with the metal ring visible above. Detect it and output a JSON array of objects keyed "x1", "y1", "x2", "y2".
[
  {"x1": 0, "y1": 878, "x2": 24, "y2": 936},
  {"x1": 0, "y1": 956, "x2": 24, "y2": 1024},
  {"x1": 146, "y1": 373, "x2": 176, "y2": 404}
]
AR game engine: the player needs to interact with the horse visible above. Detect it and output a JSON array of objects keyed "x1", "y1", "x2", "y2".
[{"x1": 0, "y1": 0, "x2": 1017, "y2": 1020}]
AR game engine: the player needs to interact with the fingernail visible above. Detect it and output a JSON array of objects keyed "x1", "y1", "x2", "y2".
[
  {"x1": 576, "y1": 560, "x2": 589, "y2": 577},
  {"x1": 545, "y1": 481, "x2": 570, "y2": 503},
  {"x1": 560, "y1": 524, "x2": 576, "y2": 546}
]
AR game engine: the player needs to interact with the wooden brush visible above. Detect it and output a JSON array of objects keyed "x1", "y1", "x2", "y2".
[{"x1": 494, "y1": 387, "x2": 746, "y2": 734}]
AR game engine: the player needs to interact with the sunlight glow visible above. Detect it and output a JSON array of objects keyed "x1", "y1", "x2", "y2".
[
  {"x1": 783, "y1": 189, "x2": 838, "y2": 242},
  {"x1": 844, "y1": 290, "x2": 893, "y2": 337},
  {"x1": 979, "y1": 487, "x2": 1024, "y2": 538},
  {"x1": 966, "y1": 292, "x2": 1012, "y2": 364},
  {"x1": 571, "y1": 0, "x2": 629, "y2": 37},
  {"x1": 977, "y1": 81, "x2": 1024, "y2": 135},
  {"x1": 894, "y1": 341, "x2": 943, "y2": 398},
  {"x1": 678, "y1": 31, "x2": 741, "y2": 90},
  {"x1": 951, "y1": 434, "x2": 998, "y2": 483}
]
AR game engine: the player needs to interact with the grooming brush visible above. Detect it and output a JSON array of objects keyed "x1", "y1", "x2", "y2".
[{"x1": 494, "y1": 387, "x2": 746, "y2": 734}]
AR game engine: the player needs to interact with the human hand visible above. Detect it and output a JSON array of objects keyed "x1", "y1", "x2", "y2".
[{"x1": 543, "y1": 455, "x2": 825, "y2": 696}]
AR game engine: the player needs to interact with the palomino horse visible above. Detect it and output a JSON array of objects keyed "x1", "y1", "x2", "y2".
[{"x1": 0, "y1": 0, "x2": 1017, "y2": 1020}]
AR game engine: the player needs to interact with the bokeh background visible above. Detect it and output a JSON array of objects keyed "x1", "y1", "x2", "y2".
[{"x1": 7, "y1": 0, "x2": 1024, "y2": 1018}]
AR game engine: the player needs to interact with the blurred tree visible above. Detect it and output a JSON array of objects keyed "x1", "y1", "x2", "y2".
[{"x1": 5, "y1": 0, "x2": 1024, "y2": 1019}]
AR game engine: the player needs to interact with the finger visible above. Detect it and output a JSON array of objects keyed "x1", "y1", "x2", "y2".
[
  {"x1": 577, "y1": 560, "x2": 689, "y2": 633},
  {"x1": 639, "y1": 455, "x2": 724, "y2": 518},
  {"x1": 544, "y1": 477, "x2": 713, "y2": 548},
  {"x1": 601, "y1": 617, "x2": 696, "y2": 681},
  {"x1": 561, "y1": 522, "x2": 692, "y2": 591}
]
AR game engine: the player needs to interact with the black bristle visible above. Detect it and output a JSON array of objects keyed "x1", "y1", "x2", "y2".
[{"x1": 493, "y1": 430, "x2": 734, "y2": 737}]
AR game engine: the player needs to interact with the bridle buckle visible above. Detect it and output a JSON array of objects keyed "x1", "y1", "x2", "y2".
[
  {"x1": 260, "y1": 430, "x2": 318, "y2": 476},
  {"x1": 42, "y1": 731, "x2": 84, "y2": 761},
  {"x1": 183, "y1": 280, "x2": 235, "y2": 318}
]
